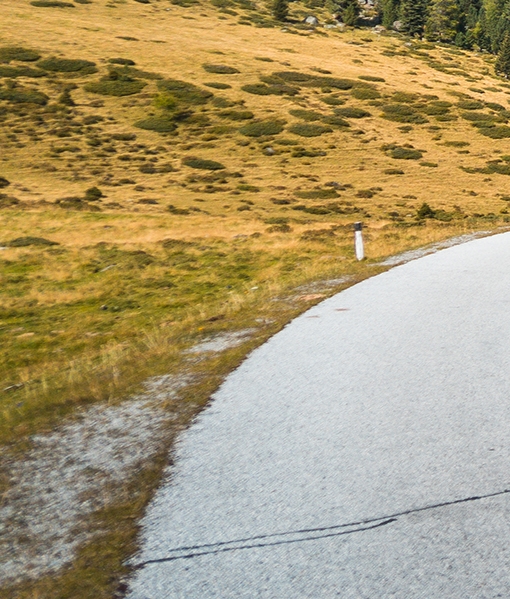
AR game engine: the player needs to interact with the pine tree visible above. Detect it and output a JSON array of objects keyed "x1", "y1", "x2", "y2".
[
  {"x1": 496, "y1": 31, "x2": 510, "y2": 75},
  {"x1": 381, "y1": 0, "x2": 401, "y2": 28},
  {"x1": 272, "y1": 0, "x2": 289, "y2": 21},
  {"x1": 400, "y1": 0, "x2": 429, "y2": 36},
  {"x1": 425, "y1": 0, "x2": 460, "y2": 41},
  {"x1": 341, "y1": 0, "x2": 361, "y2": 25}
]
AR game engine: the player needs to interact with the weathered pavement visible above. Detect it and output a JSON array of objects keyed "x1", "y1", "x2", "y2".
[{"x1": 127, "y1": 232, "x2": 510, "y2": 599}]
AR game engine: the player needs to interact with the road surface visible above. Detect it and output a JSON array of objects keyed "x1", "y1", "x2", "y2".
[{"x1": 127, "y1": 232, "x2": 510, "y2": 599}]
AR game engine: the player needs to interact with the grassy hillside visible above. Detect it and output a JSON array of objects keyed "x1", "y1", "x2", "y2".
[{"x1": 2, "y1": 0, "x2": 510, "y2": 596}]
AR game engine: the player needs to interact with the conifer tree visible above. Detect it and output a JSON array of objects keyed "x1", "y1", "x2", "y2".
[
  {"x1": 400, "y1": 0, "x2": 429, "y2": 36},
  {"x1": 272, "y1": 0, "x2": 289, "y2": 21},
  {"x1": 341, "y1": 0, "x2": 361, "y2": 25},
  {"x1": 496, "y1": 31, "x2": 510, "y2": 76},
  {"x1": 381, "y1": 0, "x2": 401, "y2": 27},
  {"x1": 425, "y1": 0, "x2": 460, "y2": 41}
]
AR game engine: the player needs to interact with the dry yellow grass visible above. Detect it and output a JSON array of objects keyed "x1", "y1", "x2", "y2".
[{"x1": 2, "y1": 0, "x2": 510, "y2": 596}]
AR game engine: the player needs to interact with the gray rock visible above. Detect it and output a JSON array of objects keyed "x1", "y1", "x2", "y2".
[{"x1": 304, "y1": 15, "x2": 319, "y2": 26}]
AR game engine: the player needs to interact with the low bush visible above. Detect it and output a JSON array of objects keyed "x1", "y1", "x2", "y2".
[
  {"x1": 0, "y1": 177, "x2": 11, "y2": 188},
  {"x1": 457, "y1": 99, "x2": 484, "y2": 110},
  {"x1": 37, "y1": 57, "x2": 97, "y2": 73},
  {"x1": 30, "y1": 0, "x2": 75, "y2": 6},
  {"x1": 84, "y1": 186, "x2": 103, "y2": 201},
  {"x1": 112, "y1": 132, "x2": 136, "y2": 141},
  {"x1": 5, "y1": 236, "x2": 58, "y2": 247},
  {"x1": 420, "y1": 103, "x2": 450, "y2": 115},
  {"x1": 295, "y1": 189, "x2": 338, "y2": 199},
  {"x1": 157, "y1": 79, "x2": 213, "y2": 105},
  {"x1": 335, "y1": 106, "x2": 371, "y2": 118},
  {"x1": 202, "y1": 64, "x2": 240, "y2": 74},
  {"x1": 384, "y1": 168, "x2": 404, "y2": 174},
  {"x1": 204, "y1": 82, "x2": 232, "y2": 89},
  {"x1": 381, "y1": 104, "x2": 427, "y2": 124},
  {"x1": 321, "y1": 96, "x2": 345, "y2": 106},
  {"x1": 0, "y1": 87, "x2": 48, "y2": 104},
  {"x1": 287, "y1": 123, "x2": 332, "y2": 137},
  {"x1": 0, "y1": 47, "x2": 41, "y2": 63},
  {"x1": 218, "y1": 110, "x2": 254, "y2": 120},
  {"x1": 182, "y1": 156, "x2": 226, "y2": 170},
  {"x1": 420, "y1": 161, "x2": 438, "y2": 167},
  {"x1": 108, "y1": 58, "x2": 136, "y2": 66},
  {"x1": 239, "y1": 119, "x2": 285, "y2": 137},
  {"x1": 460, "y1": 111, "x2": 499, "y2": 122},
  {"x1": 356, "y1": 189, "x2": 374, "y2": 198},
  {"x1": 351, "y1": 86, "x2": 381, "y2": 100},
  {"x1": 168, "y1": 204, "x2": 190, "y2": 215},
  {"x1": 382, "y1": 144, "x2": 423, "y2": 160},
  {"x1": 485, "y1": 102, "x2": 506, "y2": 112},
  {"x1": 84, "y1": 79, "x2": 146, "y2": 96},
  {"x1": 241, "y1": 83, "x2": 299, "y2": 96},
  {"x1": 291, "y1": 148, "x2": 327, "y2": 157},
  {"x1": 479, "y1": 126, "x2": 510, "y2": 139},
  {"x1": 0, "y1": 66, "x2": 46, "y2": 78},
  {"x1": 289, "y1": 109, "x2": 322, "y2": 121},
  {"x1": 321, "y1": 115, "x2": 350, "y2": 127},
  {"x1": 134, "y1": 117, "x2": 176, "y2": 132},
  {"x1": 443, "y1": 140, "x2": 469, "y2": 147}
]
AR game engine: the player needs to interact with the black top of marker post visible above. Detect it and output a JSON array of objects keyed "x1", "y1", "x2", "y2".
[{"x1": 354, "y1": 222, "x2": 362, "y2": 231}]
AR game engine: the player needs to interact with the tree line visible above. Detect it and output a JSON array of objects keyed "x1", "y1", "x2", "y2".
[{"x1": 272, "y1": 0, "x2": 510, "y2": 76}]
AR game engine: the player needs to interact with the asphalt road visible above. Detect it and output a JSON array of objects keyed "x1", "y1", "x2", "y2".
[{"x1": 127, "y1": 232, "x2": 510, "y2": 599}]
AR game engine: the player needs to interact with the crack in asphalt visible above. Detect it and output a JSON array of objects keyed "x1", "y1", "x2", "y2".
[{"x1": 133, "y1": 487, "x2": 510, "y2": 567}]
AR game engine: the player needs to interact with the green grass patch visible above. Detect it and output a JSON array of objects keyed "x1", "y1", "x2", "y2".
[
  {"x1": 241, "y1": 83, "x2": 299, "y2": 96},
  {"x1": 204, "y1": 82, "x2": 232, "y2": 89},
  {"x1": 84, "y1": 79, "x2": 146, "y2": 96},
  {"x1": 0, "y1": 87, "x2": 49, "y2": 104},
  {"x1": 30, "y1": 0, "x2": 75, "y2": 6},
  {"x1": 0, "y1": 65, "x2": 46, "y2": 78},
  {"x1": 289, "y1": 109, "x2": 323, "y2": 121},
  {"x1": 295, "y1": 188, "x2": 339, "y2": 199},
  {"x1": 381, "y1": 104, "x2": 427, "y2": 124}
]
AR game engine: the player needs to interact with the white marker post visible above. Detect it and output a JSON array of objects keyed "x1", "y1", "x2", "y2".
[{"x1": 354, "y1": 221, "x2": 364, "y2": 261}]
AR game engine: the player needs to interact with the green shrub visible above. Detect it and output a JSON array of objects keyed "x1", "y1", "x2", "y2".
[
  {"x1": 182, "y1": 156, "x2": 226, "y2": 170},
  {"x1": 321, "y1": 115, "x2": 350, "y2": 127},
  {"x1": 358, "y1": 75, "x2": 385, "y2": 82},
  {"x1": 0, "y1": 47, "x2": 41, "y2": 63},
  {"x1": 384, "y1": 168, "x2": 404, "y2": 174},
  {"x1": 392, "y1": 91, "x2": 419, "y2": 103},
  {"x1": 38, "y1": 57, "x2": 96, "y2": 73},
  {"x1": 479, "y1": 126, "x2": 510, "y2": 139},
  {"x1": 417, "y1": 202, "x2": 436, "y2": 218},
  {"x1": 443, "y1": 140, "x2": 469, "y2": 147},
  {"x1": 486, "y1": 102, "x2": 506, "y2": 112},
  {"x1": 0, "y1": 66, "x2": 46, "y2": 78},
  {"x1": 84, "y1": 79, "x2": 146, "y2": 96},
  {"x1": 167, "y1": 204, "x2": 190, "y2": 215},
  {"x1": 420, "y1": 103, "x2": 450, "y2": 115},
  {"x1": 241, "y1": 83, "x2": 299, "y2": 96},
  {"x1": 272, "y1": 71, "x2": 356, "y2": 90},
  {"x1": 356, "y1": 189, "x2": 374, "y2": 198},
  {"x1": 383, "y1": 144, "x2": 423, "y2": 160},
  {"x1": 295, "y1": 189, "x2": 338, "y2": 199},
  {"x1": 31, "y1": 1, "x2": 75, "y2": 6},
  {"x1": 218, "y1": 109, "x2": 254, "y2": 120},
  {"x1": 351, "y1": 86, "x2": 381, "y2": 100},
  {"x1": 457, "y1": 99, "x2": 484, "y2": 110},
  {"x1": 157, "y1": 79, "x2": 213, "y2": 105},
  {"x1": 204, "y1": 82, "x2": 232, "y2": 89},
  {"x1": 291, "y1": 148, "x2": 327, "y2": 157},
  {"x1": 288, "y1": 123, "x2": 332, "y2": 137},
  {"x1": 321, "y1": 96, "x2": 346, "y2": 106},
  {"x1": 289, "y1": 109, "x2": 322, "y2": 121},
  {"x1": 112, "y1": 132, "x2": 137, "y2": 141},
  {"x1": 111, "y1": 66, "x2": 161, "y2": 80},
  {"x1": 460, "y1": 111, "x2": 499, "y2": 122},
  {"x1": 239, "y1": 119, "x2": 285, "y2": 136},
  {"x1": 0, "y1": 87, "x2": 48, "y2": 104},
  {"x1": 335, "y1": 106, "x2": 371, "y2": 118},
  {"x1": 85, "y1": 186, "x2": 103, "y2": 201},
  {"x1": 108, "y1": 58, "x2": 136, "y2": 66},
  {"x1": 202, "y1": 64, "x2": 240, "y2": 74},
  {"x1": 5, "y1": 236, "x2": 59, "y2": 247},
  {"x1": 381, "y1": 104, "x2": 427, "y2": 124},
  {"x1": 420, "y1": 161, "x2": 438, "y2": 167},
  {"x1": 134, "y1": 117, "x2": 176, "y2": 132}
]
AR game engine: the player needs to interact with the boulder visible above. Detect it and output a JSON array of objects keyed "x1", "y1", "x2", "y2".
[{"x1": 304, "y1": 15, "x2": 319, "y2": 26}]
